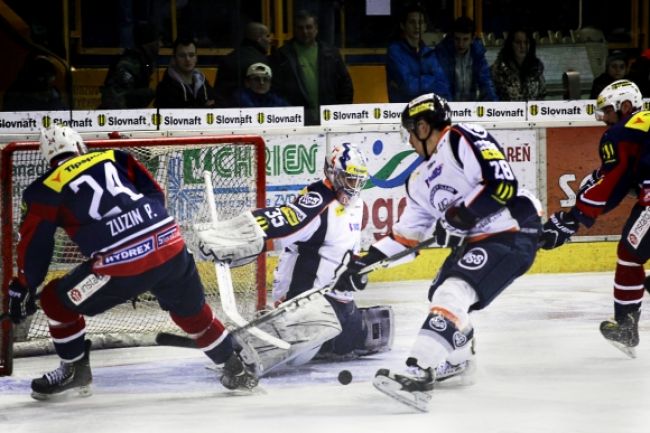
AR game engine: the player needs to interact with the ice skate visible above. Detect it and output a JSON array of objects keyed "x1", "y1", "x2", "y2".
[
  {"x1": 220, "y1": 351, "x2": 259, "y2": 391},
  {"x1": 372, "y1": 357, "x2": 435, "y2": 412},
  {"x1": 436, "y1": 338, "x2": 477, "y2": 385},
  {"x1": 434, "y1": 358, "x2": 476, "y2": 385},
  {"x1": 599, "y1": 311, "x2": 640, "y2": 358},
  {"x1": 31, "y1": 340, "x2": 93, "y2": 400},
  {"x1": 599, "y1": 311, "x2": 640, "y2": 359}
]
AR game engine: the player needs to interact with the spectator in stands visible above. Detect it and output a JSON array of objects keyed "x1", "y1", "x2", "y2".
[
  {"x1": 435, "y1": 16, "x2": 498, "y2": 101},
  {"x1": 590, "y1": 50, "x2": 628, "y2": 99},
  {"x1": 491, "y1": 27, "x2": 546, "y2": 101},
  {"x1": 627, "y1": 49, "x2": 650, "y2": 97},
  {"x1": 155, "y1": 37, "x2": 216, "y2": 108},
  {"x1": 2, "y1": 55, "x2": 68, "y2": 112},
  {"x1": 271, "y1": 9, "x2": 353, "y2": 125},
  {"x1": 385, "y1": 3, "x2": 450, "y2": 102},
  {"x1": 99, "y1": 22, "x2": 161, "y2": 109},
  {"x1": 213, "y1": 22, "x2": 271, "y2": 107},
  {"x1": 230, "y1": 63, "x2": 289, "y2": 108}
]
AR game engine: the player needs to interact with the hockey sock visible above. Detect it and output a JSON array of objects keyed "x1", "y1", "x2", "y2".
[
  {"x1": 40, "y1": 281, "x2": 87, "y2": 362},
  {"x1": 171, "y1": 303, "x2": 233, "y2": 364},
  {"x1": 614, "y1": 244, "x2": 645, "y2": 320}
]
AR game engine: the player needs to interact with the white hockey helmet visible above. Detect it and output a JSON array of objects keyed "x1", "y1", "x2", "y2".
[
  {"x1": 595, "y1": 79, "x2": 642, "y2": 121},
  {"x1": 39, "y1": 124, "x2": 87, "y2": 164},
  {"x1": 325, "y1": 142, "x2": 369, "y2": 205}
]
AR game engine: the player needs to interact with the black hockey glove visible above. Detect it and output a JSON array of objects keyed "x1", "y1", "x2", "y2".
[
  {"x1": 539, "y1": 211, "x2": 579, "y2": 250},
  {"x1": 578, "y1": 169, "x2": 601, "y2": 195},
  {"x1": 434, "y1": 204, "x2": 478, "y2": 248},
  {"x1": 333, "y1": 247, "x2": 387, "y2": 292},
  {"x1": 8, "y1": 278, "x2": 37, "y2": 324}
]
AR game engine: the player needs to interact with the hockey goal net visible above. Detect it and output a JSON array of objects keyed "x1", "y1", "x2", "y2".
[{"x1": 0, "y1": 135, "x2": 267, "y2": 376}]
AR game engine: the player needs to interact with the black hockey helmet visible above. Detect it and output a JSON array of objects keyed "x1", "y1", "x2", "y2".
[{"x1": 401, "y1": 93, "x2": 452, "y2": 132}]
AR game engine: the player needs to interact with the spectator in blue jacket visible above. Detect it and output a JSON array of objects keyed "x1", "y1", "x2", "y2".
[
  {"x1": 385, "y1": 4, "x2": 450, "y2": 102},
  {"x1": 231, "y1": 63, "x2": 289, "y2": 108},
  {"x1": 435, "y1": 16, "x2": 498, "y2": 101}
]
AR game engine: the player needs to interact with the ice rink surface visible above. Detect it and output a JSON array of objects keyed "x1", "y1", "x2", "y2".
[{"x1": 1, "y1": 272, "x2": 648, "y2": 433}]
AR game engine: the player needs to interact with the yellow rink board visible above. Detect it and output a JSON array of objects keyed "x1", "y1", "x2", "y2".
[{"x1": 265, "y1": 241, "x2": 617, "y2": 285}]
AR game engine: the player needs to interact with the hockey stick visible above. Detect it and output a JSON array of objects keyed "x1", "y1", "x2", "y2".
[
  {"x1": 157, "y1": 234, "x2": 438, "y2": 349},
  {"x1": 202, "y1": 171, "x2": 290, "y2": 350}
]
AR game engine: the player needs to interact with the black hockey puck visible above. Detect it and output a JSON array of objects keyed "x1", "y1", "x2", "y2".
[{"x1": 338, "y1": 369, "x2": 352, "y2": 385}]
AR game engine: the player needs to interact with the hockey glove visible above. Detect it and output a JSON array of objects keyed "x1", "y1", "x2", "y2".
[
  {"x1": 8, "y1": 278, "x2": 37, "y2": 324},
  {"x1": 333, "y1": 247, "x2": 387, "y2": 292},
  {"x1": 434, "y1": 204, "x2": 478, "y2": 249},
  {"x1": 578, "y1": 169, "x2": 601, "y2": 195},
  {"x1": 539, "y1": 211, "x2": 579, "y2": 250}
]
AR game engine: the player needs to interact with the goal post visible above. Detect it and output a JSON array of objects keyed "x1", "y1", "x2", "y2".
[{"x1": 0, "y1": 135, "x2": 267, "y2": 376}]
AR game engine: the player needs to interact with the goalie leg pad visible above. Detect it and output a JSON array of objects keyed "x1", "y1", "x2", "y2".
[{"x1": 238, "y1": 293, "x2": 342, "y2": 375}]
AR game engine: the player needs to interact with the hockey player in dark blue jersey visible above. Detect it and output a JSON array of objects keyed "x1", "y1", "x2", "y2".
[
  {"x1": 541, "y1": 79, "x2": 649, "y2": 358},
  {"x1": 7, "y1": 125, "x2": 257, "y2": 399},
  {"x1": 196, "y1": 142, "x2": 394, "y2": 375}
]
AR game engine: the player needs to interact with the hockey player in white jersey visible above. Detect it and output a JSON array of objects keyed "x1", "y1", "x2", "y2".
[
  {"x1": 333, "y1": 93, "x2": 542, "y2": 412},
  {"x1": 197, "y1": 142, "x2": 394, "y2": 375}
]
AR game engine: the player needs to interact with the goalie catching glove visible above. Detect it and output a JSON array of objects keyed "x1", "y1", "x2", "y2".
[
  {"x1": 333, "y1": 246, "x2": 387, "y2": 292},
  {"x1": 195, "y1": 211, "x2": 266, "y2": 267}
]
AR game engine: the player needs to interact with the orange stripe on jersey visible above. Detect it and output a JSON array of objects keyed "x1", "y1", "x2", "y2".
[
  {"x1": 392, "y1": 233, "x2": 420, "y2": 247},
  {"x1": 430, "y1": 306, "x2": 461, "y2": 328}
]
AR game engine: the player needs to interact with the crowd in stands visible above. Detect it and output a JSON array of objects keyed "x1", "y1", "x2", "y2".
[{"x1": 3, "y1": 3, "x2": 650, "y2": 119}]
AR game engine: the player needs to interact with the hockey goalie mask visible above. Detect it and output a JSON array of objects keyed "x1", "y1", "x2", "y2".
[
  {"x1": 39, "y1": 124, "x2": 87, "y2": 164},
  {"x1": 325, "y1": 143, "x2": 369, "y2": 206},
  {"x1": 595, "y1": 79, "x2": 642, "y2": 121}
]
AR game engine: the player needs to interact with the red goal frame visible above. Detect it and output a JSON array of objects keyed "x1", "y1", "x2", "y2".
[{"x1": 0, "y1": 135, "x2": 267, "y2": 376}]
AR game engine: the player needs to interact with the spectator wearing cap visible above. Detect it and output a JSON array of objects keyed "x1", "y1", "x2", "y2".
[
  {"x1": 230, "y1": 63, "x2": 289, "y2": 108},
  {"x1": 590, "y1": 50, "x2": 628, "y2": 99},
  {"x1": 155, "y1": 37, "x2": 216, "y2": 108},
  {"x1": 99, "y1": 21, "x2": 161, "y2": 109}
]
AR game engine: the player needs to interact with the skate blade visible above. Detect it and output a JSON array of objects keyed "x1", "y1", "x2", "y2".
[
  {"x1": 31, "y1": 385, "x2": 93, "y2": 401},
  {"x1": 372, "y1": 375, "x2": 431, "y2": 413},
  {"x1": 604, "y1": 339, "x2": 637, "y2": 359},
  {"x1": 223, "y1": 385, "x2": 266, "y2": 396}
]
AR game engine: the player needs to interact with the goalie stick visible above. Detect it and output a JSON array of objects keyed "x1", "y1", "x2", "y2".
[
  {"x1": 202, "y1": 171, "x2": 290, "y2": 350},
  {"x1": 156, "y1": 234, "x2": 438, "y2": 349}
]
